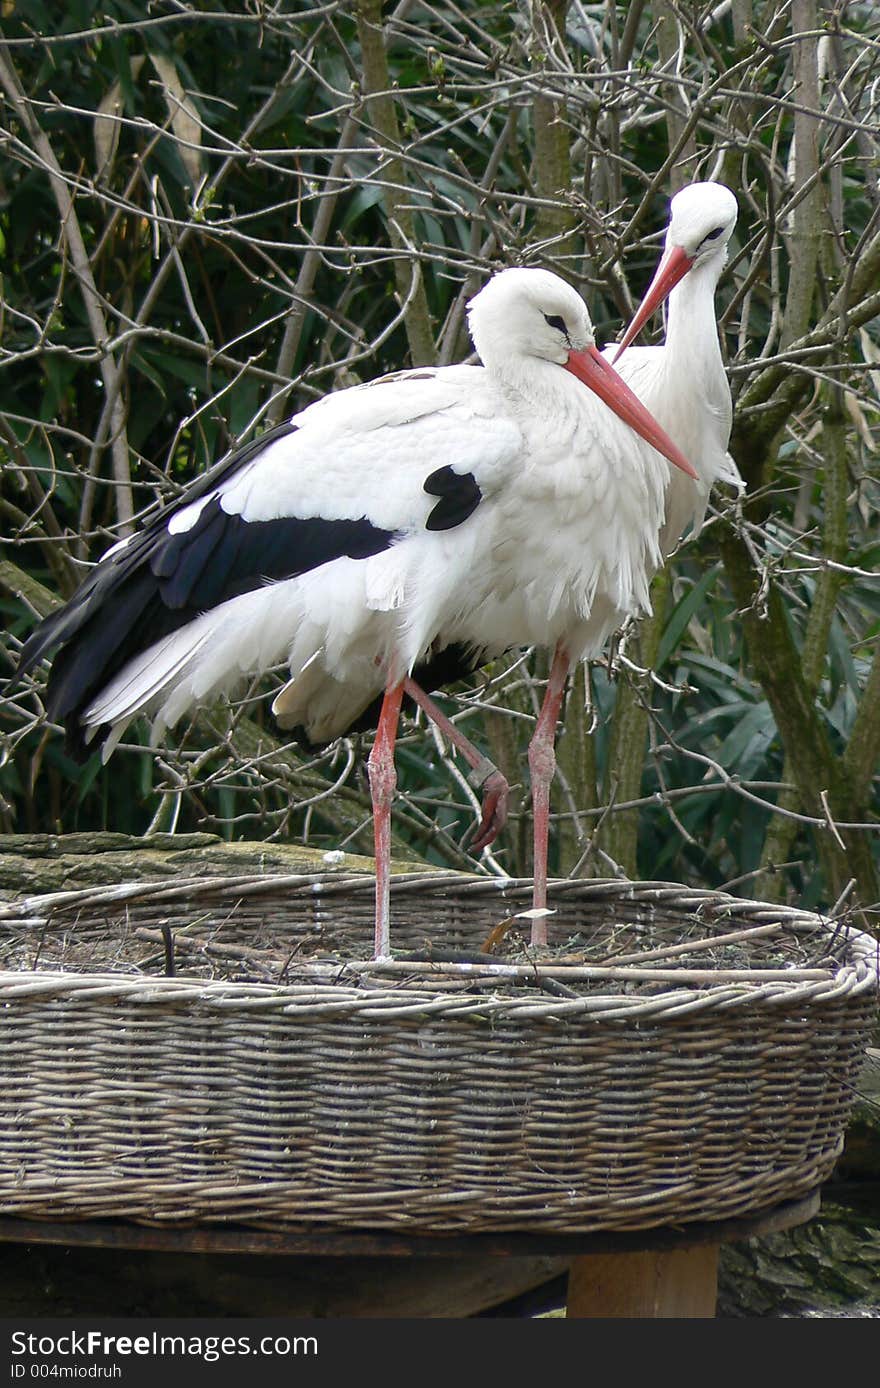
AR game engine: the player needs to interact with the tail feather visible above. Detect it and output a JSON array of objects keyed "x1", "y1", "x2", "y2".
[{"x1": 84, "y1": 623, "x2": 215, "y2": 729}]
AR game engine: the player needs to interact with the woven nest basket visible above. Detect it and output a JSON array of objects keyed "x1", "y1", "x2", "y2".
[{"x1": 0, "y1": 870, "x2": 876, "y2": 1236}]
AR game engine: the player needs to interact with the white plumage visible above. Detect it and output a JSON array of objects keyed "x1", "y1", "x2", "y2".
[
  {"x1": 17, "y1": 265, "x2": 696, "y2": 955},
  {"x1": 89, "y1": 280, "x2": 688, "y2": 747},
  {"x1": 606, "y1": 181, "x2": 744, "y2": 551}
]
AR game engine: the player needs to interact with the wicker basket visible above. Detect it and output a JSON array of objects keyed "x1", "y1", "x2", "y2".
[{"x1": 0, "y1": 871, "x2": 876, "y2": 1235}]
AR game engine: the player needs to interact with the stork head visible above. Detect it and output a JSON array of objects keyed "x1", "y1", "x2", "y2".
[
  {"x1": 467, "y1": 266, "x2": 696, "y2": 478},
  {"x1": 613, "y1": 181, "x2": 738, "y2": 361},
  {"x1": 467, "y1": 266, "x2": 596, "y2": 369}
]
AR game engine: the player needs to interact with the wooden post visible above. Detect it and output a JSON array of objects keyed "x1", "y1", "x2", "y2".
[{"x1": 566, "y1": 1246, "x2": 719, "y2": 1318}]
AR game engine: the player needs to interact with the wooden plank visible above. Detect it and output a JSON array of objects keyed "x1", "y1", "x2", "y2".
[
  {"x1": 566, "y1": 1246, "x2": 719, "y2": 1318},
  {"x1": 0, "y1": 1243, "x2": 569, "y2": 1318}
]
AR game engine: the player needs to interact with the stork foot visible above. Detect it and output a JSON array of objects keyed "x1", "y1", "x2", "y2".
[{"x1": 468, "y1": 769, "x2": 509, "y2": 853}]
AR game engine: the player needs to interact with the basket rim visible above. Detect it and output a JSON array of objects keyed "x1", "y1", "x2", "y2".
[
  {"x1": 1, "y1": 871, "x2": 877, "y2": 1024},
  {"x1": 3, "y1": 865, "x2": 877, "y2": 920}
]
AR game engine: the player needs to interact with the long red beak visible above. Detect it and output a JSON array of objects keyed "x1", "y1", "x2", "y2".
[
  {"x1": 612, "y1": 244, "x2": 694, "y2": 363},
  {"x1": 564, "y1": 345, "x2": 698, "y2": 479}
]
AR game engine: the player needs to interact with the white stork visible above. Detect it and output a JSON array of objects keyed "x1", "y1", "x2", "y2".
[
  {"x1": 608, "y1": 181, "x2": 744, "y2": 552},
  {"x1": 15, "y1": 266, "x2": 696, "y2": 957}
]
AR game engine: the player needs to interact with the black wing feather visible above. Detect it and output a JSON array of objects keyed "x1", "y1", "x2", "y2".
[
  {"x1": 423, "y1": 465, "x2": 482, "y2": 531},
  {"x1": 17, "y1": 420, "x2": 302, "y2": 678},
  {"x1": 14, "y1": 421, "x2": 397, "y2": 750}
]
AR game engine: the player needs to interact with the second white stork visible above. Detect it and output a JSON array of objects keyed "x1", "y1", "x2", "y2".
[
  {"x1": 609, "y1": 180, "x2": 744, "y2": 553},
  {"x1": 15, "y1": 266, "x2": 696, "y2": 956}
]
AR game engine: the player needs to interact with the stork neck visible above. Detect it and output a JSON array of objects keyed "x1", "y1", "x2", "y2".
[
  {"x1": 494, "y1": 352, "x2": 581, "y2": 417},
  {"x1": 664, "y1": 256, "x2": 724, "y2": 379}
]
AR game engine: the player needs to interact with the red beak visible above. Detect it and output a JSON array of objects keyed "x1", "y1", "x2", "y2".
[
  {"x1": 563, "y1": 344, "x2": 698, "y2": 479},
  {"x1": 612, "y1": 244, "x2": 694, "y2": 363}
]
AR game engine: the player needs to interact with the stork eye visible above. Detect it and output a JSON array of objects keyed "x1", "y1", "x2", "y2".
[
  {"x1": 543, "y1": 313, "x2": 568, "y2": 334},
  {"x1": 702, "y1": 227, "x2": 724, "y2": 243}
]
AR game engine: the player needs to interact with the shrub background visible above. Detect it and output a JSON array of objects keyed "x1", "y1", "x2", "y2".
[{"x1": 1, "y1": 0, "x2": 879, "y2": 922}]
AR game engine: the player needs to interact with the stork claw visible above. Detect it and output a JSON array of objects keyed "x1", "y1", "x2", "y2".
[{"x1": 468, "y1": 769, "x2": 509, "y2": 853}]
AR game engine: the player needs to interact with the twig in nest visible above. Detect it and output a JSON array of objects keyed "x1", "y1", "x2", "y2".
[
  {"x1": 535, "y1": 975, "x2": 580, "y2": 1000},
  {"x1": 397, "y1": 946, "x2": 498, "y2": 964},
  {"x1": 159, "y1": 922, "x2": 175, "y2": 977},
  {"x1": 599, "y1": 921, "x2": 784, "y2": 967}
]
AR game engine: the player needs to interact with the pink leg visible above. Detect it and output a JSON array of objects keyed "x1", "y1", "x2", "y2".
[
  {"x1": 403, "y1": 676, "x2": 509, "y2": 852},
  {"x1": 527, "y1": 643, "x2": 570, "y2": 946},
  {"x1": 368, "y1": 680, "x2": 405, "y2": 958}
]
